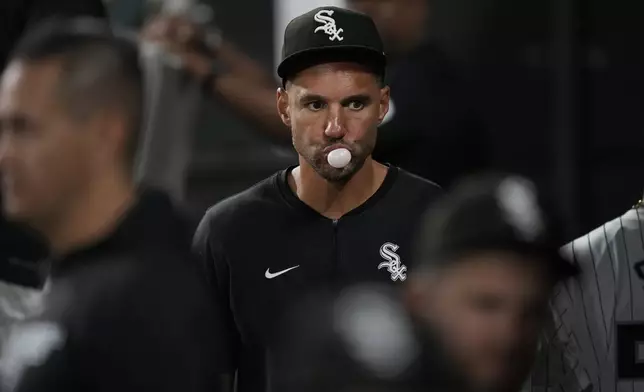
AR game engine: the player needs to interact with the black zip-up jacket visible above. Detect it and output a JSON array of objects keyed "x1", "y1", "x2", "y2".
[
  {"x1": 1, "y1": 190, "x2": 228, "y2": 392},
  {"x1": 193, "y1": 165, "x2": 442, "y2": 392}
]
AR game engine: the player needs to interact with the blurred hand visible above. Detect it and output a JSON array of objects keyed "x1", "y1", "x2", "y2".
[{"x1": 141, "y1": 15, "x2": 214, "y2": 81}]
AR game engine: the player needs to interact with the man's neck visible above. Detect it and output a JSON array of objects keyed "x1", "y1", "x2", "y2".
[
  {"x1": 44, "y1": 174, "x2": 136, "y2": 256},
  {"x1": 289, "y1": 157, "x2": 389, "y2": 220}
]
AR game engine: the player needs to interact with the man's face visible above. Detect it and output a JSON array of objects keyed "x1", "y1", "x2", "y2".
[
  {"x1": 408, "y1": 251, "x2": 553, "y2": 392},
  {"x1": 277, "y1": 63, "x2": 389, "y2": 183},
  {"x1": 347, "y1": 0, "x2": 427, "y2": 56},
  {"x1": 0, "y1": 60, "x2": 98, "y2": 228}
]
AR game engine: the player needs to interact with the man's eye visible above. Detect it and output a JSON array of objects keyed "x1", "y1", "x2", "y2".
[
  {"x1": 347, "y1": 101, "x2": 365, "y2": 111},
  {"x1": 307, "y1": 101, "x2": 326, "y2": 111}
]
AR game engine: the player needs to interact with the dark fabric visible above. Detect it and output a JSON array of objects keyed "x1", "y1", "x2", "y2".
[
  {"x1": 373, "y1": 42, "x2": 488, "y2": 187},
  {"x1": 192, "y1": 166, "x2": 442, "y2": 392},
  {"x1": 3, "y1": 190, "x2": 228, "y2": 392},
  {"x1": 0, "y1": 0, "x2": 107, "y2": 286}
]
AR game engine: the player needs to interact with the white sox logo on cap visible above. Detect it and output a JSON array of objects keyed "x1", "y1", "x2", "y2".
[
  {"x1": 496, "y1": 177, "x2": 544, "y2": 242},
  {"x1": 314, "y1": 10, "x2": 344, "y2": 42}
]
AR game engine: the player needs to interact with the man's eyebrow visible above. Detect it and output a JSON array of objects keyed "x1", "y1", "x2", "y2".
[
  {"x1": 297, "y1": 94, "x2": 372, "y2": 104},
  {"x1": 340, "y1": 94, "x2": 371, "y2": 105},
  {"x1": 298, "y1": 93, "x2": 327, "y2": 102}
]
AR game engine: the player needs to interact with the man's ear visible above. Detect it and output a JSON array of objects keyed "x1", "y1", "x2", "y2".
[
  {"x1": 89, "y1": 109, "x2": 126, "y2": 167},
  {"x1": 276, "y1": 87, "x2": 291, "y2": 127},
  {"x1": 378, "y1": 85, "x2": 390, "y2": 124}
]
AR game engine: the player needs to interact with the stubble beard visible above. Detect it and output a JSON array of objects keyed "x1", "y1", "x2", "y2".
[{"x1": 295, "y1": 141, "x2": 369, "y2": 185}]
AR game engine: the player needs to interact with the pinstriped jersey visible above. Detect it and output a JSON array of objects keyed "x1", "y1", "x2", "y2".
[{"x1": 550, "y1": 205, "x2": 644, "y2": 392}]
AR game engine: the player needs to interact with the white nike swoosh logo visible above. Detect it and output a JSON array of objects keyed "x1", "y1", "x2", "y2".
[{"x1": 265, "y1": 266, "x2": 300, "y2": 279}]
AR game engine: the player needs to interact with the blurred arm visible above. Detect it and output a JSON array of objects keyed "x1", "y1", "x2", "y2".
[
  {"x1": 142, "y1": 16, "x2": 291, "y2": 143},
  {"x1": 194, "y1": 40, "x2": 291, "y2": 142}
]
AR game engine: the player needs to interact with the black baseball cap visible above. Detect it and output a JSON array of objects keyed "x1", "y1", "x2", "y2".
[
  {"x1": 415, "y1": 173, "x2": 579, "y2": 281},
  {"x1": 277, "y1": 6, "x2": 386, "y2": 83}
]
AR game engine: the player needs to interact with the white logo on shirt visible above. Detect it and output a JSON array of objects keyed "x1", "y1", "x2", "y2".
[
  {"x1": 314, "y1": 10, "x2": 344, "y2": 42},
  {"x1": 265, "y1": 265, "x2": 300, "y2": 279},
  {"x1": 378, "y1": 243, "x2": 407, "y2": 282}
]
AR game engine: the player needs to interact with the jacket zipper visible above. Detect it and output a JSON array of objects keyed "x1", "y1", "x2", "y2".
[{"x1": 332, "y1": 219, "x2": 339, "y2": 278}]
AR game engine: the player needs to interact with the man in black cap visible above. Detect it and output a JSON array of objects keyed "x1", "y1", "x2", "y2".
[
  {"x1": 193, "y1": 6, "x2": 442, "y2": 392},
  {"x1": 406, "y1": 174, "x2": 579, "y2": 392},
  {"x1": 0, "y1": 19, "x2": 225, "y2": 392}
]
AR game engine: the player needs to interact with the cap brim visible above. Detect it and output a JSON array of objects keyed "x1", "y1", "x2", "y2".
[{"x1": 277, "y1": 45, "x2": 386, "y2": 81}]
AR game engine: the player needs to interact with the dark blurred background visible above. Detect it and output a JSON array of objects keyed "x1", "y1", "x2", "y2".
[{"x1": 106, "y1": 0, "x2": 644, "y2": 241}]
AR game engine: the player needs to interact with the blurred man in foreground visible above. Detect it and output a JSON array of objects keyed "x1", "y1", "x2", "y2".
[
  {"x1": 272, "y1": 284, "x2": 465, "y2": 392},
  {"x1": 142, "y1": 0, "x2": 486, "y2": 185},
  {"x1": 0, "y1": 19, "x2": 224, "y2": 392},
  {"x1": 0, "y1": 0, "x2": 108, "y2": 320},
  {"x1": 407, "y1": 174, "x2": 579, "y2": 392}
]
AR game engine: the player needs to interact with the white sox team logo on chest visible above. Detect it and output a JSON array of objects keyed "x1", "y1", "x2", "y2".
[
  {"x1": 378, "y1": 242, "x2": 407, "y2": 282},
  {"x1": 314, "y1": 10, "x2": 344, "y2": 42}
]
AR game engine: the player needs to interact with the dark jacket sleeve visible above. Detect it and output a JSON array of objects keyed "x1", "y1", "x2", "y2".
[{"x1": 193, "y1": 211, "x2": 241, "y2": 383}]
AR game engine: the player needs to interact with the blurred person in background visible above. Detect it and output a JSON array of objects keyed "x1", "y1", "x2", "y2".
[
  {"x1": 142, "y1": 0, "x2": 487, "y2": 186},
  {"x1": 0, "y1": 19, "x2": 225, "y2": 392},
  {"x1": 192, "y1": 6, "x2": 442, "y2": 392},
  {"x1": 406, "y1": 174, "x2": 579, "y2": 392},
  {"x1": 0, "y1": 0, "x2": 107, "y2": 309},
  {"x1": 272, "y1": 284, "x2": 466, "y2": 392}
]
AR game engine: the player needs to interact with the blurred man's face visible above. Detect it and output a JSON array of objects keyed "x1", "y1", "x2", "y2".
[
  {"x1": 347, "y1": 0, "x2": 428, "y2": 57},
  {"x1": 0, "y1": 60, "x2": 99, "y2": 229},
  {"x1": 408, "y1": 251, "x2": 552, "y2": 392},
  {"x1": 277, "y1": 63, "x2": 389, "y2": 183}
]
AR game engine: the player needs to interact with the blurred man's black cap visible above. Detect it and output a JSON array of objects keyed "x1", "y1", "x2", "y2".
[
  {"x1": 416, "y1": 173, "x2": 579, "y2": 281},
  {"x1": 277, "y1": 6, "x2": 386, "y2": 83},
  {"x1": 271, "y1": 285, "x2": 464, "y2": 392}
]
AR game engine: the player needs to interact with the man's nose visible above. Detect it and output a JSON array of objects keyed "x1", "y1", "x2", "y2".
[{"x1": 324, "y1": 109, "x2": 346, "y2": 139}]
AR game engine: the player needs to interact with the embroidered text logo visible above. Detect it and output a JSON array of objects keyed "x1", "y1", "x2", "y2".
[
  {"x1": 314, "y1": 10, "x2": 344, "y2": 42},
  {"x1": 378, "y1": 242, "x2": 407, "y2": 282}
]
